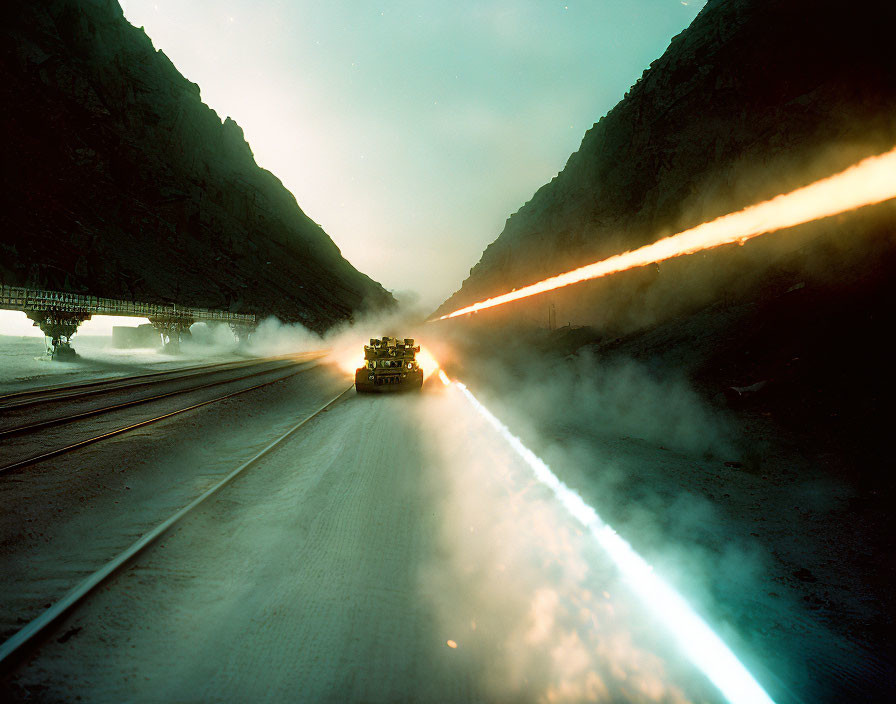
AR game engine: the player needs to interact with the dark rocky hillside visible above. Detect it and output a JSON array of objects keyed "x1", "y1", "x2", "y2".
[
  {"x1": 434, "y1": 0, "x2": 896, "y2": 501},
  {"x1": 432, "y1": 3, "x2": 896, "y2": 696},
  {"x1": 431, "y1": 0, "x2": 896, "y2": 702},
  {"x1": 0, "y1": 0, "x2": 393, "y2": 331},
  {"x1": 436, "y1": 0, "x2": 896, "y2": 324}
]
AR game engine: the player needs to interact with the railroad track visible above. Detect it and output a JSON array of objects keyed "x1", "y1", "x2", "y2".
[
  {"x1": 0, "y1": 354, "x2": 327, "y2": 475},
  {"x1": 0, "y1": 385, "x2": 353, "y2": 671},
  {"x1": 0, "y1": 353, "x2": 322, "y2": 410}
]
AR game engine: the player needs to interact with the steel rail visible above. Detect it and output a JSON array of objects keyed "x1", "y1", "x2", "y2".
[
  {"x1": 0, "y1": 353, "x2": 323, "y2": 406},
  {"x1": 0, "y1": 357, "x2": 303, "y2": 413},
  {"x1": 0, "y1": 365, "x2": 321, "y2": 475},
  {"x1": 0, "y1": 360, "x2": 261, "y2": 410},
  {"x1": 0, "y1": 359, "x2": 306, "y2": 439},
  {"x1": 0, "y1": 384, "x2": 352, "y2": 672},
  {"x1": 0, "y1": 359, "x2": 245, "y2": 404}
]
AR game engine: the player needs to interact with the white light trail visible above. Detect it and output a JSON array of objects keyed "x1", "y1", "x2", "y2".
[{"x1": 445, "y1": 376, "x2": 776, "y2": 704}]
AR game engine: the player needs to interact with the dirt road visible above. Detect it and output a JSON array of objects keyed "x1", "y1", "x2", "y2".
[{"x1": 3, "y1": 378, "x2": 731, "y2": 703}]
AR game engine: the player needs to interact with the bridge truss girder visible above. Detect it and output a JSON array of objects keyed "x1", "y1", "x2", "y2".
[
  {"x1": 148, "y1": 315, "x2": 195, "y2": 352},
  {"x1": 24, "y1": 309, "x2": 92, "y2": 359}
]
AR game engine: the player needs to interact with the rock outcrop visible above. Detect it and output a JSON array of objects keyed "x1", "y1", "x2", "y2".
[
  {"x1": 435, "y1": 0, "x2": 896, "y2": 327},
  {"x1": 1, "y1": 0, "x2": 393, "y2": 331}
]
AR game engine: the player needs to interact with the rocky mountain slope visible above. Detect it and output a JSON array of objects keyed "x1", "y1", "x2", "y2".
[
  {"x1": 1, "y1": 0, "x2": 393, "y2": 331},
  {"x1": 432, "y1": 5, "x2": 896, "y2": 696},
  {"x1": 432, "y1": 0, "x2": 896, "y2": 485},
  {"x1": 435, "y1": 0, "x2": 896, "y2": 327}
]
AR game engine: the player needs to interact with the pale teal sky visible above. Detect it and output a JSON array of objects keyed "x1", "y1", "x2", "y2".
[{"x1": 119, "y1": 1, "x2": 705, "y2": 307}]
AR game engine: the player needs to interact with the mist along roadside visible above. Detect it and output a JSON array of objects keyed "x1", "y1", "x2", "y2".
[
  {"x1": 0, "y1": 335, "x2": 245, "y2": 396},
  {"x1": 443, "y1": 334, "x2": 895, "y2": 703},
  {"x1": 0, "y1": 364, "x2": 349, "y2": 643},
  {"x1": 4, "y1": 387, "x2": 727, "y2": 704}
]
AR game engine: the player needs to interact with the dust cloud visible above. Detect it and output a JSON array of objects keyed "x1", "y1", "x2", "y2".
[
  {"x1": 417, "y1": 384, "x2": 713, "y2": 703},
  {"x1": 472, "y1": 349, "x2": 734, "y2": 458},
  {"x1": 410, "y1": 322, "x2": 789, "y2": 702},
  {"x1": 234, "y1": 300, "x2": 745, "y2": 702},
  {"x1": 275, "y1": 299, "x2": 439, "y2": 376}
]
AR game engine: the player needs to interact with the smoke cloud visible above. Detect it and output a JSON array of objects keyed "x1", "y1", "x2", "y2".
[
  {"x1": 477, "y1": 349, "x2": 734, "y2": 458},
  {"x1": 406, "y1": 310, "x2": 834, "y2": 702},
  {"x1": 417, "y1": 382, "x2": 719, "y2": 703}
]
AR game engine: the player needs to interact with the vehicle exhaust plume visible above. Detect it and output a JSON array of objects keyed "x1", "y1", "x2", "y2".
[
  {"x1": 437, "y1": 369, "x2": 777, "y2": 704},
  {"x1": 434, "y1": 146, "x2": 896, "y2": 320}
]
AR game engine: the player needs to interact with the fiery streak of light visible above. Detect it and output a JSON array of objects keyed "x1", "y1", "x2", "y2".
[
  {"x1": 416, "y1": 346, "x2": 440, "y2": 380},
  {"x1": 336, "y1": 349, "x2": 367, "y2": 376},
  {"x1": 435, "y1": 147, "x2": 896, "y2": 320},
  {"x1": 439, "y1": 370, "x2": 776, "y2": 704}
]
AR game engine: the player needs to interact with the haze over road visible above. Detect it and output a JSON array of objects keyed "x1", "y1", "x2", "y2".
[{"x1": 6, "y1": 380, "x2": 722, "y2": 703}]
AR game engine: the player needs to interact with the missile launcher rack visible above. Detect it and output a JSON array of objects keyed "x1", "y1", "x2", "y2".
[{"x1": 355, "y1": 336, "x2": 424, "y2": 393}]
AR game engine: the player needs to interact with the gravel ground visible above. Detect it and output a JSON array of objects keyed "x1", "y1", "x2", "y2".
[
  {"x1": 0, "y1": 359, "x2": 317, "y2": 471},
  {"x1": 0, "y1": 364, "x2": 349, "y2": 642},
  {"x1": 1, "y1": 355, "x2": 891, "y2": 702},
  {"x1": 2, "y1": 381, "x2": 731, "y2": 704}
]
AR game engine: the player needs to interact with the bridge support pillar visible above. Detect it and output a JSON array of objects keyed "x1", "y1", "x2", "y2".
[
  {"x1": 149, "y1": 316, "x2": 194, "y2": 353},
  {"x1": 230, "y1": 322, "x2": 257, "y2": 347},
  {"x1": 25, "y1": 309, "x2": 92, "y2": 359}
]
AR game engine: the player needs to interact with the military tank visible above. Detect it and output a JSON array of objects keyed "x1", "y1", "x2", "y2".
[{"x1": 355, "y1": 337, "x2": 424, "y2": 393}]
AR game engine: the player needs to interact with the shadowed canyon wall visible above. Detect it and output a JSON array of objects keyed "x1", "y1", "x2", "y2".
[
  {"x1": 435, "y1": 0, "x2": 896, "y2": 331},
  {"x1": 2, "y1": 0, "x2": 394, "y2": 331}
]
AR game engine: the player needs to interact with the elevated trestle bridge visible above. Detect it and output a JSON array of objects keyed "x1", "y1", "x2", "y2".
[{"x1": 1, "y1": 284, "x2": 257, "y2": 357}]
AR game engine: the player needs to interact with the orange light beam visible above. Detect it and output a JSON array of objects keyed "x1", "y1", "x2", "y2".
[{"x1": 433, "y1": 147, "x2": 896, "y2": 321}]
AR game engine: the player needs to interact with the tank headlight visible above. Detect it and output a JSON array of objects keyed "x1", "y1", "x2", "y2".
[
  {"x1": 407, "y1": 361, "x2": 414, "y2": 369},
  {"x1": 368, "y1": 374, "x2": 374, "y2": 381}
]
